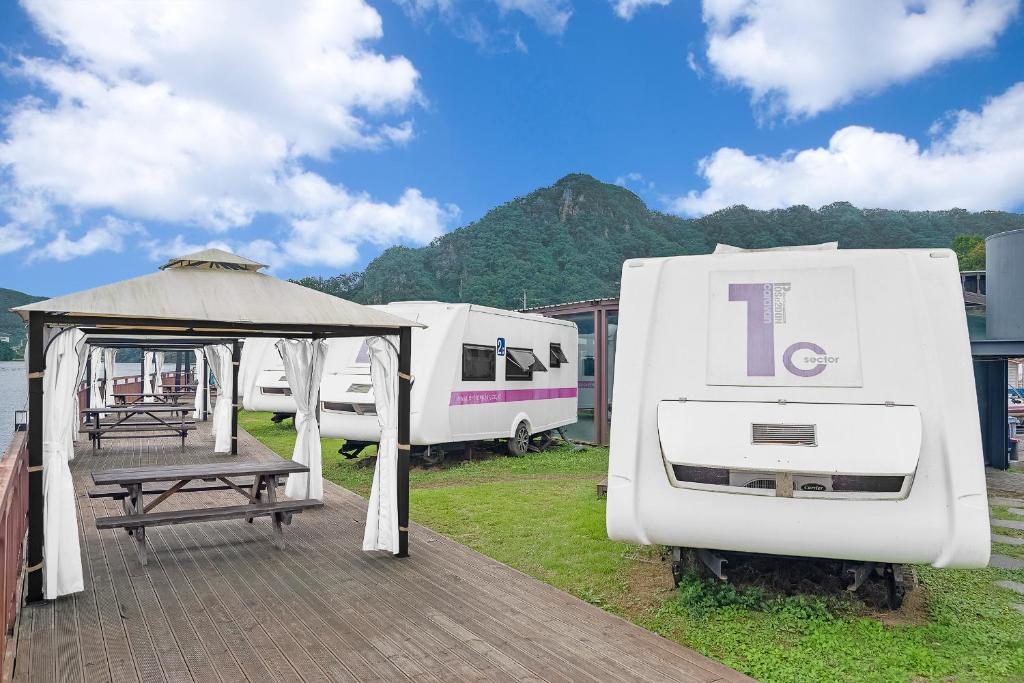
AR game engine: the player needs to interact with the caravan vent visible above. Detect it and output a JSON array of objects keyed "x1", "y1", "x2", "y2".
[
  {"x1": 744, "y1": 478, "x2": 777, "y2": 490},
  {"x1": 751, "y1": 423, "x2": 817, "y2": 446}
]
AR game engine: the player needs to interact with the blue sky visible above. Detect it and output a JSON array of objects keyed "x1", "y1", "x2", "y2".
[{"x1": 1, "y1": 0, "x2": 1022, "y2": 296}]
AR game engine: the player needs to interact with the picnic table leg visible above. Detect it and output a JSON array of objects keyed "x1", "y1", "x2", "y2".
[
  {"x1": 265, "y1": 474, "x2": 285, "y2": 550},
  {"x1": 246, "y1": 474, "x2": 264, "y2": 523},
  {"x1": 93, "y1": 411, "x2": 101, "y2": 450},
  {"x1": 128, "y1": 483, "x2": 147, "y2": 566}
]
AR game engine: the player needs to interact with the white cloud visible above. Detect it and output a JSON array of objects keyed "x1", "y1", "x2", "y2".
[
  {"x1": 611, "y1": 0, "x2": 671, "y2": 21},
  {"x1": 0, "y1": 225, "x2": 33, "y2": 255},
  {"x1": 674, "y1": 81, "x2": 1024, "y2": 215},
  {"x1": 0, "y1": 0, "x2": 458, "y2": 267},
  {"x1": 281, "y1": 181, "x2": 460, "y2": 268},
  {"x1": 397, "y1": 0, "x2": 571, "y2": 48},
  {"x1": 701, "y1": 0, "x2": 1019, "y2": 118},
  {"x1": 494, "y1": 0, "x2": 572, "y2": 34},
  {"x1": 30, "y1": 216, "x2": 142, "y2": 262}
]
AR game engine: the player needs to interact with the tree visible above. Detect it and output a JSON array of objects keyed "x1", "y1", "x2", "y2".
[
  {"x1": 291, "y1": 272, "x2": 364, "y2": 299},
  {"x1": 0, "y1": 341, "x2": 19, "y2": 361},
  {"x1": 952, "y1": 234, "x2": 986, "y2": 271}
]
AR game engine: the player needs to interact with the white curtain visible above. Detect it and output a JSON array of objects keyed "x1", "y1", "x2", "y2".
[
  {"x1": 193, "y1": 349, "x2": 207, "y2": 420},
  {"x1": 277, "y1": 339, "x2": 327, "y2": 500},
  {"x1": 239, "y1": 338, "x2": 277, "y2": 410},
  {"x1": 152, "y1": 350, "x2": 165, "y2": 395},
  {"x1": 205, "y1": 344, "x2": 233, "y2": 453},
  {"x1": 88, "y1": 347, "x2": 103, "y2": 409},
  {"x1": 42, "y1": 327, "x2": 87, "y2": 599},
  {"x1": 362, "y1": 336, "x2": 400, "y2": 554},
  {"x1": 102, "y1": 348, "x2": 117, "y2": 407}
]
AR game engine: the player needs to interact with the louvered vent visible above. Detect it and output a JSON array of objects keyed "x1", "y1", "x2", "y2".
[{"x1": 751, "y1": 423, "x2": 817, "y2": 446}]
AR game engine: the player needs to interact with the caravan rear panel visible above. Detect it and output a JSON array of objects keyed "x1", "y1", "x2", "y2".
[{"x1": 606, "y1": 249, "x2": 990, "y2": 568}]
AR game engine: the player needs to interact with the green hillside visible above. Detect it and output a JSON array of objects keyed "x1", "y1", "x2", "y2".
[
  {"x1": 296, "y1": 173, "x2": 1024, "y2": 309},
  {"x1": 0, "y1": 287, "x2": 44, "y2": 352}
]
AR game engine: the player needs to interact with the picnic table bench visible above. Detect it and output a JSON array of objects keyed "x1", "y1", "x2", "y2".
[
  {"x1": 81, "y1": 405, "x2": 195, "y2": 449},
  {"x1": 91, "y1": 461, "x2": 323, "y2": 565}
]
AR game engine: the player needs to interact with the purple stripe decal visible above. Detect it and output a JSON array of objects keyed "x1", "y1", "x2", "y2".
[{"x1": 449, "y1": 387, "x2": 578, "y2": 406}]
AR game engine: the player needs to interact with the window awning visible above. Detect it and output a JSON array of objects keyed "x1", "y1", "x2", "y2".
[
  {"x1": 507, "y1": 348, "x2": 547, "y2": 373},
  {"x1": 551, "y1": 344, "x2": 569, "y2": 364}
]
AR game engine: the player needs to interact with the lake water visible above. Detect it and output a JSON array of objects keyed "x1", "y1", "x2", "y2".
[
  {"x1": 0, "y1": 361, "x2": 27, "y2": 453},
  {"x1": 0, "y1": 361, "x2": 183, "y2": 453}
]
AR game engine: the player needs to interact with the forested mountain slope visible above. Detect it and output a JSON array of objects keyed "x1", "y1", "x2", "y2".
[{"x1": 297, "y1": 174, "x2": 1022, "y2": 309}]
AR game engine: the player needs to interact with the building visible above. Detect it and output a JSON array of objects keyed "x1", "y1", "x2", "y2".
[{"x1": 522, "y1": 298, "x2": 618, "y2": 444}]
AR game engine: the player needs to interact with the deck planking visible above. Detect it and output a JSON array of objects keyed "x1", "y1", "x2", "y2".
[{"x1": 12, "y1": 421, "x2": 751, "y2": 682}]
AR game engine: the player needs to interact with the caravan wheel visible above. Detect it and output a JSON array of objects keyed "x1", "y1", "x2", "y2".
[{"x1": 508, "y1": 421, "x2": 530, "y2": 456}]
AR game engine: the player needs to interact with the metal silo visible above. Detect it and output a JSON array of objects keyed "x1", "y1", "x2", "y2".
[{"x1": 985, "y1": 228, "x2": 1024, "y2": 339}]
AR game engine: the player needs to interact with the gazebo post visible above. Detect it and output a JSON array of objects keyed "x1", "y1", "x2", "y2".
[
  {"x1": 231, "y1": 339, "x2": 240, "y2": 455},
  {"x1": 397, "y1": 326, "x2": 411, "y2": 558},
  {"x1": 26, "y1": 312, "x2": 44, "y2": 603}
]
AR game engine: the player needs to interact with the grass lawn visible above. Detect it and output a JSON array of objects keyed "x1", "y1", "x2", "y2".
[{"x1": 240, "y1": 411, "x2": 1024, "y2": 683}]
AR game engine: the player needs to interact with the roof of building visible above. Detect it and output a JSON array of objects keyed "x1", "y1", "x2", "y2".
[{"x1": 521, "y1": 297, "x2": 619, "y2": 313}]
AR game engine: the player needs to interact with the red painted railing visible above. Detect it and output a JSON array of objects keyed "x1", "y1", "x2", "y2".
[{"x1": 0, "y1": 431, "x2": 29, "y2": 671}]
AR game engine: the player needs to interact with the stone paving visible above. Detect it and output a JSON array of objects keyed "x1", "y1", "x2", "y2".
[{"x1": 986, "y1": 477, "x2": 1024, "y2": 613}]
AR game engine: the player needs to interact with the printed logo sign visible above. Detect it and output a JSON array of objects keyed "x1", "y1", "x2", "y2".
[
  {"x1": 496, "y1": 337, "x2": 506, "y2": 356},
  {"x1": 706, "y1": 267, "x2": 862, "y2": 387}
]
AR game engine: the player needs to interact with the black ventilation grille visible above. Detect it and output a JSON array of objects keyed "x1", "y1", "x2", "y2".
[
  {"x1": 670, "y1": 465, "x2": 906, "y2": 496},
  {"x1": 751, "y1": 423, "x2": 817, "y2": 446}
]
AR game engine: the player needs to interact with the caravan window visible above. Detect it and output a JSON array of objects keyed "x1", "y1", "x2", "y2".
[
  {"x1": 550, "y1": 343, "x2": 569, "y2": 368},
  {"x1": 506, "y1": 348, "x2": 546, "y2": 381},
  {"x1": 462, "y1": 344, "x2": 496, "y2": 381}
]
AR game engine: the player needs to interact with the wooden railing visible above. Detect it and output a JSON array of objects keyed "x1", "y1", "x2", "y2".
[
  {"x1": 0, "y1": 430, "x2": 28, "y2": 675},
  {"x1": 76, "y1": 371, "x2": 195, "y2": 413}
]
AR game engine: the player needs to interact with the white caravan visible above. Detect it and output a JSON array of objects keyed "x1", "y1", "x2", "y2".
[
  {"x1": 606, "y1": 245, "x2": 990, "y2": 606},
  {"x1": 246, "y1": 345, "x2": 295, "y2": 415},
  {"x1": 319, "y1": 302, "x2": 578, "y2": 456}
]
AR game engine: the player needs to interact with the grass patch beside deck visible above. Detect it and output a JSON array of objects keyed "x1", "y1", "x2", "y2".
[{"x1": 240, "y1": 411, "x2": 1024, "y2": 682}]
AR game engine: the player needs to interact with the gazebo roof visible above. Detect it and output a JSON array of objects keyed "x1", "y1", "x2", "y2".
[
  {"x1": 13, "y1": 249, "x2": 420, "y2": 331},
  {"x1": 161, "y1": 248, "x2": 268, "y2": 271}
]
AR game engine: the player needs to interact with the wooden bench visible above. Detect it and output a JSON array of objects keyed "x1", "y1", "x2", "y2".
[
  {"x1": 82, "y1": 405, "x2": 195, "y2": 449},
  {"x1": 92, "y1": 461, "x2": 322, "y2": 565}
]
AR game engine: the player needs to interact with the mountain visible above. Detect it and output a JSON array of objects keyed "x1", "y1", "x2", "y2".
[
  {"x1": 0, "y1": 288, "x2": 46, "y2": 352},
  {"x1": 296, "y1": 173, "x2": 1024, "y2": 310}
]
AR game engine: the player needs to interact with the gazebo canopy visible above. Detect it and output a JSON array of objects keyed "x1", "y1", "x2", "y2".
[{"x1": 14, "y1": 247, "x2": 420, "y2": 332}]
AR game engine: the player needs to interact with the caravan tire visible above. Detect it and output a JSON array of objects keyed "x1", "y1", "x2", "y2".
[{"x1": 508, "y1": 421, "x2": 530, "y2": 456}]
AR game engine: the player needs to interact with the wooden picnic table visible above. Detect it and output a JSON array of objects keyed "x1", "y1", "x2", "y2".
[
  {"x1": 91, "y1": 460, "x2": 323, "y2": 565},
  {"x1": 82, "y1": 404, "x2": 195, "y2": 449}
]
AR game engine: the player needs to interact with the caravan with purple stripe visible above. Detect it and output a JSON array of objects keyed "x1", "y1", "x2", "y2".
[{"x1": 319, "y1": 301, "x2": 578, "y2": 458}]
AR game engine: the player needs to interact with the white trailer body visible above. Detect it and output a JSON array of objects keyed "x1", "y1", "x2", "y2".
[
  {"x1": 319, "y1": 302, "x2": 578, "y2": 446},
  {"x1": 245, "y1": 340, "x2": 352, "y2": 414},
  {"x1": 606, "y1": 248, "x2": 990, "y2": 568}
]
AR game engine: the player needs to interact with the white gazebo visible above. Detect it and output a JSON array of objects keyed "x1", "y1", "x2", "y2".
[{"x1": 14, "y1": 249, "x2": 420, "y2": 603}]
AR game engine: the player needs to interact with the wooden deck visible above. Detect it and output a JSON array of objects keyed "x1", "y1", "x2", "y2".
[{"x1": 11, "y1": 421, "x2": 751, "y2": 682}]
